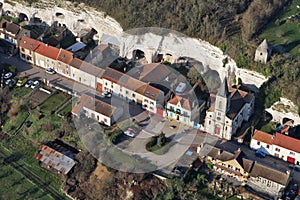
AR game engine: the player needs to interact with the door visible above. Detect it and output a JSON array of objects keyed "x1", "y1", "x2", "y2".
[
  {"x1": 97, "y1": 82, "x2": 102, "y2": 91},
  {"x1": 287, "y1": 156, "x2": 295, "y2": 164},
  {"x1": 157, "y1": 108, "x2": 164, "y2": 116}
]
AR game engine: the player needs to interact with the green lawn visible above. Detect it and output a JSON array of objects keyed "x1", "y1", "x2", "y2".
[
  {"x1": 39, "y1": 92, "x2": 70, "y2": 114},
  {"x1": 11, "y1": 86, "x2": 33, "y2": 100},
  {"x1": 2, "y1": 135, "x2": 65, "y2": 194},
  {"x1": 260, "y1": 122, "x2": 278, "y2": 133},
  {"x1": 0, "y1": 164, "x2": 54, "y2": 200},
  {"x1": 259, "y1": 0, "x2": 300, "y2": 57},
  {"x1": 3, "y1": 109, "x2": 29, "y2": 134},
  {"x1": 58, "y1": 102, "x2": 72, "y2": 116}
]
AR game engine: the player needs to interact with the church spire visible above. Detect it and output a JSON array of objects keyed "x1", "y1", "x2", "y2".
[{"x1": 218, "y1": 77, "x2": 229, "y2": 98}]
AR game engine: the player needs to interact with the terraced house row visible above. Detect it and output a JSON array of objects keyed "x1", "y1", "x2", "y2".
[{"x1": 19, "y1": 36, "x2": 166, "y2": 116}]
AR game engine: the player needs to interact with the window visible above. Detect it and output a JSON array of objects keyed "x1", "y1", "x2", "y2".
[
  {"x1": 218, "y1": 112, "x2": 221, "y2": 116},
  {"x1": 290, "y1": 151, "x2": 295, "y2": 156},
  {"x1": 219, "y1": 101, "x2": 222, "y2": 109},
  {"x1": 225, "y1": 126, "x2": 227, "y2": 131},
  {"x1": 105, "y1": 82, "x2": 108, "y2": 86},
  {"x1": 169, "y1": 106, "x2": 174, "y2": 111},
  {"x1": 144, "y1": 99, "x2": 148, "y2": 103},
  {"x1": 275, "y1": 148, "x2": 280, "y2": 152},
  {"x1": 111, "y1": 84, "x2": 113, "y2": 89},
  {"x1": 21, "y1": 47, "x2": 25, "y2": 52},
  {"x1": 79, "y1": 77, "x2": 81, "y2": 82},
  {"x1": 126, "y1": 90, "x2": 129, "y2": 94},
  {"x1": 73, "y1": 73, "x2": 75, "y2": 77},
  {"x1": 66, "y1": 65, "x2": 69, "y2": 69},
  {"x1": 150, "y1": 106, "x2": 154, "y2": 110},
  {"x1": 104, "y1": 118, "x2": 107, "y2": 123},
  {"x1": 132, "y1": 93, "x2": 135, "y2": 98},
  {"x1": 257, "y1": 141, "x2": 260, "y2": 145},
  {"x1": 150, "y1": 101, "x2": 154, "y2": 105},
  {"x1": 58, "y1": 62, "x2": 61, "y2": 66},
  {"x1": 217, "y1": 117, "x2": 221, "y2": 121},
  {"x1": 266, "y1": 144, "x2": 269, "y2": 149},
  {"x1": 209, "y1": 120, "x2": 211, "y2": 125}
]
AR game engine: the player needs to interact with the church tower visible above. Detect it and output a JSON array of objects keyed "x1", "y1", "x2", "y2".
[{"x1": 214, "y1": 77, "x2": 230, "y2": 136}]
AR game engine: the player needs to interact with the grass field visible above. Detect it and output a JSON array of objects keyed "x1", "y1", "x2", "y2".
[
  {"x1": 2, "y1": 134, "x2": 66, "y2": 194},
  {"x1": 259, "y1": 0, "x2": 300, "y2": 57},
  {"x1": 3, "y1": 109, "x2": 29, "y2": 134},
  {"x1": 0, "y1": 163, "x2": 54, "y2": 200},
  {"x1": 58, "y1": 102, "x2": 72, "y2": 116},
  {"x1": 39, "y1": 92, "x2": 70, "y2": 113}
]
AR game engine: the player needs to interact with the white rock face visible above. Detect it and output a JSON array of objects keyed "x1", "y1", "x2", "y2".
[
  {"x1": 1, "y1": 0, "x2": 123, "y2": 39},
  {"x1": 120, "y1": 31, "x2": 268, "y2": 89},
  {"x1": 266, "y1": 98, "x2": 300, "y2": 125}
]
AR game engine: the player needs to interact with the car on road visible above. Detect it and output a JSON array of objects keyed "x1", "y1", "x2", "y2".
[
  {"x1": 102, "y1": 91, "x2": 112, "y2": 98},
  {"x1": 31, "y1": 80, "x2": 40, "y2": 89},
  {"x1": 124, "y1": 127, "x2": 137, "y2": 137},
  {"x1": 25, "y1": 80, "x2": 33, "y2": 88},
  {"x1": 255, "y1": 150, "x2": 267, "y2": 158},
  {"x1": 4, "y1": 72, "x2": 13, "y2": 79},
  {"x1": 16, "y1": 78, "x2": 28, "y2": 87},
  {"x1": 5, "y1": 79, "x2": 16, "y2": 85},
  {"x1": 46, "y1": 68, "x2": 56, "y2": 74}
]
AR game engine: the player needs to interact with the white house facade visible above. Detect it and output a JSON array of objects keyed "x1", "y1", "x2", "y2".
[{"x1": 250, "y1": 129, "x2": 300, "y2": 165}]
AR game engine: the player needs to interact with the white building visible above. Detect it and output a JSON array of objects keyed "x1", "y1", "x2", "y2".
[
  {"x1": 250, "y1": 129, "x2": 300, "y2": 165},
  {"x1": 72, "y1": 93, "x2": 122, "y2": 126},
  {"x1": 248, "y1": 162, "x2": 290, "y2": 199},
  {"x1": 204, "y1": 78, "x2": 255, "y2": 140}
]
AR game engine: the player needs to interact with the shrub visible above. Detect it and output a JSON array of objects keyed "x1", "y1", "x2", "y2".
[{"x1": 146, "y1": 136, "x2": 158, "y2": 149}]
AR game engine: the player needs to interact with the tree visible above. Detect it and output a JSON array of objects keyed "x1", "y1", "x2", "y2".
[
  {"x1": 187, "y1": 67, "x2": 201, "y2": 85},
  {"x1": 196, "y1": 174, "x2": 207, "y2": 185},
  {"x1": 157, "y1": 132, "x2": 166, "y2": 147}
]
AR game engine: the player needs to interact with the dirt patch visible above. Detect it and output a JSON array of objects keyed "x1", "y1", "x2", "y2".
[
  {"x1": 92, "y1": 162, "x2": 111, "y2": 180},
  {"x1": 29, "y1": 88, "x2": 53, "y2": 108}
]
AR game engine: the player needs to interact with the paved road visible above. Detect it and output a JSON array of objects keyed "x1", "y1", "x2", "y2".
[
  {"x1": 0, "y1": 147, "x2": 67, "y2": 200},
  {"x1": 0, "y1": 53, "x2": 92, "y2": 95}
]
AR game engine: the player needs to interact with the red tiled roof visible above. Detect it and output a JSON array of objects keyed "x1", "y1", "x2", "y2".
[
  {"x1": 70, "y1": 58, "x2": 84, "y2": 69},
  {"x1": 273, "y1": 133, "x2": 300, "y2": 154},
  {"x1": 252, "y1": 129, "x2": 274, "y2": 144},
  {"x1": 35, "y1": 43, "x2": 60, "y2": 60},
  {"x1": 102, "y1": 67, "x2": 124, "y2": 83},
  {"x1": 252, "y1": 129, "x2": 300, "y2": 154},
  {"x1": 168, "y1": 96, "x2": 191, "y2": 110},
  {"x1": 0, "y1": 19, "x2": 20, "y2": 35},
  {"x1": 57, "y1": 49, "x2": 73, "y2": 64},
  {"x1": 19, "y1": 36, "x2": 43, "y2": 51},
  {"x1": 79, "y1": 94, "x2": 116, "y2": 117},
  {"x1": 71, "y1": 102, "x2": 83, "y2": 116},
  {"x1": 98, "y1": 44, "x2": 109, "y2": 52},
  {"x1": 80, "y1": 61, "x2": 105, "y2": 77},
  {"x1": 139, "y1": 63, "x2": 170, "y2": 83}
]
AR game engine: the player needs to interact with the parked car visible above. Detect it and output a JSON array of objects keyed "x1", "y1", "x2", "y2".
[
  {"x1": 4, "y1": 72, "x2": 13, "y2": 79},
  {"x1": 255, "y1": 151, "x2": 266, "y2": 158},
  {"x1": 31, "y1": 80, "x2": 40, "y2": 89},
  {"x1": 5, "y1": 79, "x2": 15, "y2": 85},
  {"x1": 102, "y1": 91, "x2": 112, "y2": 98},
  {"x1": 46, "y1": 68, "x2": 56, "y2": 74},
  {"x1": 124, "y1": 127, "x2": 137, "y2": 137},
  {"x1": 16, "y1": 78, "x2": 28, "y2": 87},
  {"x1": 25, "y1": 80, "x2": 33, "y2": 88}
]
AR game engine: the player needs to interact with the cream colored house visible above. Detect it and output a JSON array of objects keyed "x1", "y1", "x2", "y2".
[
  {"x1": 102, "y1": 67, "x2": 164, "y2": 114},
  {"x1": 19, "y1": 36, "x2": 43, "y2": 64},
  {"x1": 0, "y1": 19, "x2": 30, "y2": 47},
  {"x1": 34, "y1": 43, "x2": 60, "y2": 70},
  {"x1": 72, "y1": 93, "x2": 123, "y2": 126},
  {"x1": 199, "y1": 144, "x2": 253, "y2": 182},
  {"x1": 248, "y1": 162, "x2": 290, "y2": 199}
]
